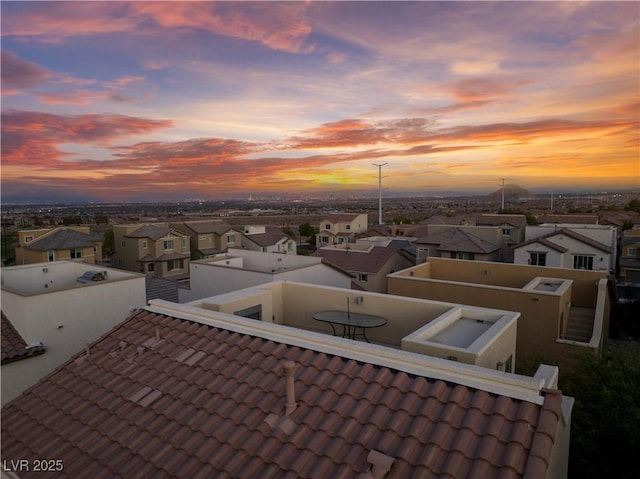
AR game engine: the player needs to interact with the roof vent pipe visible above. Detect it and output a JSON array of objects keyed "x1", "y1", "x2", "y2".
[
  {"x1": 284, "y1": 360, "x2": 297, "y2": 415},
  {"x1": 357, "y1": 450, "x2": 395, "y2": 479}
]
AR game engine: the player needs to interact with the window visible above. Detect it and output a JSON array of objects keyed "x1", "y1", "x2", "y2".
[
  {"x1": 530, "y1": 252, "x2": 546, "y2": 266},
  {"x1": 121, "y1": 241, "x2": 126, "y2": 247},
  {"x1": 168, "y1": 259, "x2": 183, "y2": 271},
  {"x1": 181, "y1": 238, "x2": 187, "y2": 248},
  {"x1": 227, "y1": 234, "x2": 235, "y2": 244},
  {"x1": 358, "y1": 273, "x2": 368, "y2": 282},
  {"x1": 629, "y1": 247, "x2": 638, "y2": 257},
  {"x1": 573, "y1": 255, "x2": 594, "y2": 270},
  {"x1": 163, "y1": 240, "x2": 174, "y2": 250},
  {"x1": 320, "y1": 236, "x2": 329, "y2": 244},
  {"x1": 24, "y1": 236, "x2": 33, "y2": 243},
  {"x1": 48, "y1": 250, "x2": 55, "y2": 262},
  {"x1": 118, "y1": 259, "x2": 123, "y2": 266},
  {"x1": 502, "y1": 228, "x2": 511, "y2": 236},
  {"x1": 457, "y1": 252, "x2": 473, "y2": 260},
  {"x1": 148, "y1": 263, "x2": 155, "y2": 272},
  {"x1": 142, "y1": 240, "x2": 147, "y2": 249},
  {"x1": 346, "y1": 224, "x2": 351, "y2": 231},
  {"x1": 324, "y1": 224, "x2": 331, "y2": 230},
  {"x1": 288, "y1": 242, "x2": 294, "y2": 251},
  {"x1": 70, "y1": 248, "x2": 82, "y2": 259}
]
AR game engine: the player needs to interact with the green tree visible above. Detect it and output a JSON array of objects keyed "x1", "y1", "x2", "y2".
[
  {"x1": 298, "y1": 222, "x2": 317, "y2": 238},
  {"x1": 624, "y1": 198, "x2": 640, "y2": 213},
  {"x1": 560, "y1": 342, "x2": 640, "y2": 479},
  {"x1": 103, "y1": 228, "x2": 115, "y2": 255}
]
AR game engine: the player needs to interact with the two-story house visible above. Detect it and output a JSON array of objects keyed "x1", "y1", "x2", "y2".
[
  {"x1": 113, "y1": 224, "x2": 191, "y2": 278},
  {"x1": 169, "y1": 220, "x2": 242, "y2": 259},
  {"x1": 15, "y1": 226, "x2": 102, "y2": 265},
  {"x1": 415, "y1": 226, "x2": 503, "y2": 263},
  {"x1": 317, "y1": 213, "x2": 368, "y2": 247},
  {"x1": 241, "y1": 226, "x2": 297, "y2": 254},
  {"x1": 619, "y1": 228, "x2": 640, "y2": 284},
  {"x1": 513, "y1": 228, "x2": 613, "y2": 272},
  {"x1": 312, "y1": 243, "x2": 413, "y2": 293}
]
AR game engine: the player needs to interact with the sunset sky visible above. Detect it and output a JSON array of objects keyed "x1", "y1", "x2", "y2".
[{"x1": 1, "y1": 1, "x2": 639, "y2": 202}]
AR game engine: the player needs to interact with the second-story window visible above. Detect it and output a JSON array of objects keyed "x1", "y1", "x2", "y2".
[
  {"x1": 324, "y1": 224, "x2": 331, "y2": 230},
  {"x1": 142, "y1": 240, "x2": 147, "y2": 249},
  {"x1": 629, "y1": 247, "x2": 638, "y2": 257},
  {"x1": 358, "y1": 273, "x2": 368, "y2": 282},
  {"x1": 182, "y1": 238, "x2": 187, "y2": 248},
  {"x1": 25, "y1": 236, "x2": 33, "y2": 243},
  {"x1": 164, "y1": 240, "x2": 174, "y2": 250},
  {"x1": 346, "y1": 224, "x2": 351, "y2": 230},
  {"x1": 227, "y1": 234, "x2": 235, "y2": 244}
]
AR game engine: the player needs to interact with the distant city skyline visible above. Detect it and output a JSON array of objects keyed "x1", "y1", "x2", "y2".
[{"x1": 1, "y1": 1, "x2": 638, "y2": 203}]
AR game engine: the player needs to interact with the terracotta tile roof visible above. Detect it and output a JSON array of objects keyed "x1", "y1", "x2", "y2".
[
  {"x1": 24, "y1": 228, "x2": 99, "y2": 251},
  {"x1": 1, "y1": 312, "x2": 45, "y2": 364},
  {"x1": 0, "y1": 308, "x2": 565, "y2": 478},
  {"x1": 311, "y1": 246, "x2": 398, "y2": 273},
  {"x1": 518, "y1": 228, "x2": 611, "y2": 254}
]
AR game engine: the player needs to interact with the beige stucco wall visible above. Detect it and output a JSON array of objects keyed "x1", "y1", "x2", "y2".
[{"x1": 388, "y1": 258, "x2": 608, "y2": 369}]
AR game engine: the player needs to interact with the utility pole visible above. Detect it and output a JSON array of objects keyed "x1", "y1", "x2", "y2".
[
  {"x1": 501, "y1": 178, "x2": 506, "y2": 211},
  {"x1": 373, "y1": 163, "x2": 388, "y2": 225}
]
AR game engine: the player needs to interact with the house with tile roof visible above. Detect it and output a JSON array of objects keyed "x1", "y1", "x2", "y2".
[
  {"x1": 476, "y1": 214, "x2": 527, "y2": 246},
  {"x1": 312, "y1": 243, "x2": 413, "y2": 293},
  {"x1": 389, "y1": 257, "x2": 610, "y2": 371},
  {"x1": 0, "y1": 281, "x2": 572, "y2": 478},
  {"x1": 15, "y1": 226, "x2": 103, "y2": 265},
  {"x1": 169, "y1": 220, "x2": 242, "y2": 259},
  {"x1": 317, "y1": 213, "x2": 368, "y2": 247},
  {"x1": 0, "y1": 261, "x2": 146, "y2": 405},
  {"x1": 112, "y1": 223, "x2": 191, "y2": 279},
  {"x1": 619, "y1": 228, "x2": 640, "y2": 284},
  {"x1": 514, "y1": 227, "x2": 614, "y2": 272},
  {"x1": 179, "y1": 248, "x2": 352, "y2": 302},
  {"x1": 241, "y1": 226, "x2": 297, "y2": 254},
  {"x1": 415, "y1": 226, "x2": 503, "y2": 263}
]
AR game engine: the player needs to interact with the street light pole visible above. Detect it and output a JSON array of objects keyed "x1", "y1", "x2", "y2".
[{"x1": 373, "y1": 163, "x2": 388, "y2": 225}]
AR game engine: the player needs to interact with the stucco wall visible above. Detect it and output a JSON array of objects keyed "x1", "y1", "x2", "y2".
[{"x1": 1, "y1": 275, "x2": 146, "y2": 405}]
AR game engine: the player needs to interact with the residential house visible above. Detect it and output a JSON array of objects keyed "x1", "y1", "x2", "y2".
[
  {"x1": 15, "y1": 226, "x2": 102, "y2": 265},
  {"x1": 113, "y1": 223, "x2": 191, "y2": 279},
  {"x1": 1, "y1": 282, "x2": 572, "y2": 478},
  {"x1": 619, "y1": 228, "x2": 640, "y2": 284},
  {"x1": 179, "y1": 248, "x2": 353, "y2": 302},
  {"x1": 476, "y1": 214, "x2": 527, "y2": 245},
  {"x1": 241, "y1": 226, "x2": 297, "y2": 254},
  {"x1": 514, "y1": 228, "x2": 614, "y2": 272},
  {"x1": 317, "y1": 213, "x2": 368, "y2": 246},
  {"x1": 0, "y1": 261, "x2": 146, "y2": 405},
  {"x1": 388, "y1": 257, "x2": 610, "y2": 371},
  {"x1": 170, "y1": 220, "x2": 242, "y2": 259},
  {"x1": 312, "y1": 243, "x2": 414, "y2": 293},
  {"x1": 415, "y1": 226, "x2": 503, "y2": 263}
]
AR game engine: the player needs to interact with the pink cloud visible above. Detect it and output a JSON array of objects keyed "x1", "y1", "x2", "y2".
[
  {"x1": 448, "y1": 76, "x2": 529, "y2": 102},
  {"x1": 1, "y1": 50, "x2": 52, "y2": 95}
]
